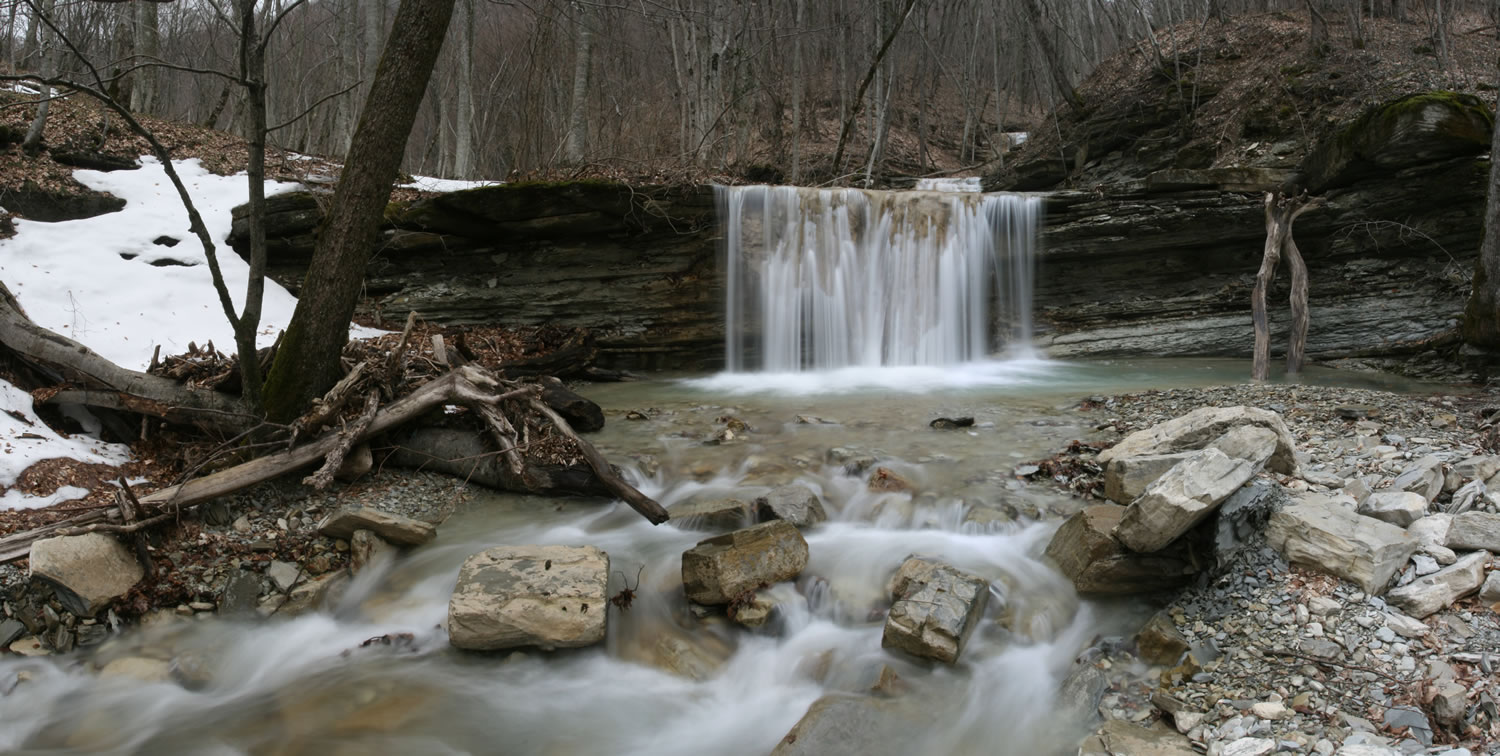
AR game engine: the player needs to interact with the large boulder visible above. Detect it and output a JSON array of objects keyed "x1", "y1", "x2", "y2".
[
  {"x1": 1103, "y1": 452, "x2": 1194, "y2": 505},
  {"x1": 881, "y1": 557, "x2": 989, "y2": 664},
  {"x1": 317, "y1": 507, "x2": 436, "y2": 546},
  {"x1": 447, "y1": 545, "x2": 609, "y2": 651},
  {"x1": 1385, "y1": 550, "x2": 1490, "y2": 619},
  {"x1": 1044, "y1": 505, "x2": 1198, "y2": 595},
  {"x1": 1445, "y1": 511, "x2": 1500, "y2": 552},
  {"x1": 28, "y1": 533, "x2": 144, "y2": 617},
  {"x1": 1114, "y1": 447, "x2": 1260, "y2": 553},
  {"x1": 753, "y1": 484, "x2": 828, "y2": 527},
  {"x1": 681, "y1": 520, "x2": 808, "y2": 605},
  {"x1": 1266, "y1": 496, "x2": 1419, "y2": 593},
  {"x1": 1097, "y1": 406, "x2": 1299, "y2": 476},
  {"x1": 1302, "y1": 92, "x2": 1494, "y2": 192}
]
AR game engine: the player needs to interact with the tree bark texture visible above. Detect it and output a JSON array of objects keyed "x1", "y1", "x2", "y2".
[
  {"x1": 261, "y1": 0, "x2": 457, "y2": 422},
  {"x1": 1252, "y1": 192, "x2": 1312, "y2": 381},
  {"x1": 1461, "y1": 61, "x2": 1500, "y2": 348}
]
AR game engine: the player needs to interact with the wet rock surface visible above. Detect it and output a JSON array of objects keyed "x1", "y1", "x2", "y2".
[
  {"x1": 681, "y1": 520, "x2": 809, "y2": 605},
  {"x1": 880, "y1": 556, "x2": 989, "y2": 664},
  {"x1": 447, "y1": 545, "x2": 611, "y2": 651}
]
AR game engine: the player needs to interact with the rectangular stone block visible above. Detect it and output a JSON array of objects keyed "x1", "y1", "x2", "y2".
[{"x1": 1267, "y1": 497, "x2": 1419, "y2": 594}]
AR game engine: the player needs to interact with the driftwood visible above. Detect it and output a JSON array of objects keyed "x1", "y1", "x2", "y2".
[
  {"x1": 302, "y1": 388, "x2": 380, "y2": 490},
  {"x1": 1252, "y1": 191, "x2": 1315, "y2": 381},
  {"x1": 0, "y1": 364, "x2": 669, "y2": 565}
]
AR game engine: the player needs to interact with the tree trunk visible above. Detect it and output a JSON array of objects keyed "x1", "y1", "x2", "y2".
[
  {"x1": 1253, "y1": 192, "x2": 1313, "y2": 380},
  {"x1": 830, "y1": 0, "x2": 919, "y2": 174},
  {"x1": 1015, "y1": 0, "x2": 1085, "y2": 112},
  {"x1": 21, "y1": 0, "x2": 57, "y2": 155},
  {"x1": 261, "y1": 0, "x2": 458, "y2": 422},
  {"x1": 1461, "y1": 62, "x2": 1500, "y2": 349},
  {"x1": 563, "y1": 0, "x2": 591, "y2": 165},
  {"x1": 235, "y1": 0, "x2": 269, "y2": 410},
  {"x1": 129, "y1": 0, "x2": 159, "y2": 114},
  {"x1": 789, "y1": 0, "x2": 804, "y2": 183},
  {"x1": 452, "y1": 0, "x2": 474, "y2": 177}
]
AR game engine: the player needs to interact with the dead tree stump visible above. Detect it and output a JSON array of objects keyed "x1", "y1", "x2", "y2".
[{"x1": 1252, "y1": 191, "x2": 1314, "y2": 381}]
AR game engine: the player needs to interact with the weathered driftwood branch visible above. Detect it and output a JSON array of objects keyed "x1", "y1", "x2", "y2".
[
  {"x1": 290, "y1": 360, "x2": 367, "y2": 446},
  {"x1": 1252, "y1": 192, "x2": 1314, "y2": 381},
  {"x1": 303, "y1": 388, "x2": 380, "y2": 490},
  {"x1": 528, "y1": 397, "x2": 669, "y2": 525}
]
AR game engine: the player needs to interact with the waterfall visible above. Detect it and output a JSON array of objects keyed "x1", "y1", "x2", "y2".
[{"x1": 717, "y1": 185, "x2": 1041, "y2": 373}]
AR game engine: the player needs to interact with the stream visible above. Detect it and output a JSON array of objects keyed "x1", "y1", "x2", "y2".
[{"x1": 0, "y1": 358, "x2": 1444, "y2": 756}]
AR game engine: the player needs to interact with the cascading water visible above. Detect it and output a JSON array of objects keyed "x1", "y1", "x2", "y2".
[{"x1": 717, "y1": 185, "x2": 1041, "y2": 373}]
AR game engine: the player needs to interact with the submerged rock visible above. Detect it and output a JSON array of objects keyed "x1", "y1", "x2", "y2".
[
  {"x1": 667, "y1": 497, "x2": 756, "y2": 532},
  {"x1": 28, "y1": 533, "x2": 144, "y2": 617},
  {"x1": 447, "y1": 545, "x2": 610, "y2": 651},
  {"x1": 753, "y1": 484, "x2": 828, "y2": 528},
  {"x1": 881, "y1": 557, "x2": 989, "y2": 664},
  {"x1": 1044, "y1": 505, "x2": 1198, "y2": 595},
  {"x1": 1266, "y1": 495, "x2": 1418, "y2": 593},
  {"x1": 681, "y1": 520, "x2": 808, "y2": 605},
  {"x1": 771, "y1": 694, "x2": 926, "y2": 756}
]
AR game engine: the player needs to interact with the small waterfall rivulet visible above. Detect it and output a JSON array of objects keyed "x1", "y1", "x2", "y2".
[{"x1": 716, "y1": 184, "x2": 1042, "y2": 372}]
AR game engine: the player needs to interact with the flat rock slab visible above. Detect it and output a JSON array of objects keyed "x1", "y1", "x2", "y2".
[
  {"x1": 881, "y1": 557, "x2": 989, "y2": 664},
  {"x1": 448, "y1": 545, "x2": 609, "y2": 651},
  {"x1": 1045, "y1": 505, "x2": 1198, "y2": 595},
  {"x1": 753, "y1": 484, "x2": 828, "y2": 527},
  {"x1": 1385, "y1": 550, "x2": 1490, "y2": 619},
  {"x1": 317, "y1": 507, "x2": 436, "y2": 547},
  {"x1": 28, "y1": 533, "x2": 144, "y2": 617},
  {"x1": 681, "y1": 520, "x2": 808, "y2": 605},
  {"x1": 1103, "y1": 452, "x2": 1194, "y2": 505},
  {"x1": 1267, "y1": 496, "x2": 1418, "y2": 594},
  {"x1": 1096, "y1": 405, "x2": 1299, "y2": 476},
  {"x1": 1359, "y1": 491, "x2": 1428, "y2": 527},
  {"x1": 1115, "y1": 447, "x2": 1259, "y2": 553},
  {"x1": 1445, "y1": 511, "x2": 1500, "y2": 552}
]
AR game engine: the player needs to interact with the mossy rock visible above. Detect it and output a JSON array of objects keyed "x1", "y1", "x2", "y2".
[
  {"x1": 1302, "y1": 91, "x2": 1493, "y2": 192},
  {"x1": 392, "y1": 179, "x2": 635, "y2": 239}
]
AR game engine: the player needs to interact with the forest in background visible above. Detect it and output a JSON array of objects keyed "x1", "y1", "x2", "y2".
[{"x1": 0, "y1": 0, "x2": 1497, "y2": 185}]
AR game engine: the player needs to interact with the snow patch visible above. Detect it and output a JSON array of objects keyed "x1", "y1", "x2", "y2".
[
  {"x1": 0, "y1": 378, "x2": 130, "y2": 511},
  {"x1": 400, "y1": 176, "x2": 501, "y2": 193}
]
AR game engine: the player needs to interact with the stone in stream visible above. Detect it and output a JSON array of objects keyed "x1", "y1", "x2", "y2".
[
  {"x1": 1044, "y1": 505, "x2": 1198, "y2": 595},
  {"x1": 667, "y1": 497, "x2": 756, "y2": 532},
  {"x1": 1358, "y1": 491, "x2": 1428, "y2": 527},
  {"x1": 1445, "y1": 511, "x2": 1500, "y2": 552},
  {"x1": 97, "y1": 656, "x2": 172, "y2": 683},
  {"x1": 681, "y1": 520, "x2": 808, "y2": 605},
  {"x1": 316, "y1": 506, "x2": 436, "y2": 547},
  {"x1": 1385, "y1": 550, "x2": 1490, "y2": 619},
  {"x1": 350, "y1": 529, "x2": 397, "y2": 574},
  {"x1": 1266, "y1": 495, "x2": 1419, "y2": 594},
  {"x1": 1096, "y1": 405, "x2": 1300, "y2": 476},
  {"x1": 448, "y1": 545, "x2": 610, "y2": 651},
  {"x1": 1114, "y1": 446, "x2": 1261, "y2": 553},
  {"x1": 1080, "y1": 720, "x2": 1198, "y2": 756},
  {"x1": 1102, "y1": 452, "x2": 1194, "y2": 505},
  {"x1": 881, "y1": 556, "x2": 989, "y2": 664},
  {"x1": 27, "y1": 533, "x2": 145, "y2": 617},
  {"x1": 753, "y1": 484, "x2": 828, "y2": 528},
  {"x1": 771, "y1": 694, "x2": 926, "y2": 756},
  {"x1": 1392, "y1": 455, "x2": 1445, "y2": 503}
]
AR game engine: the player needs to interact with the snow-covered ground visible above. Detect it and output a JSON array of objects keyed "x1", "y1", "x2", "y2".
[
  {"x1": 399, "y1": 175, "x2": 501, "y2": 193},
  {"x1": 0, "y1": 156, "x2": 397, "y2": 510}
]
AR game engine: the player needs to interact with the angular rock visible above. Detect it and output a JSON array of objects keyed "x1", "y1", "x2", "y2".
[
  {"x1": 1383, "y1": 611, "x2": 1430, "y2": 638},
  {"x1": 219, "y1": 571, "x2": 263, "y2": 615},
  {"x1": 667, "y1": 497, "x2": 755, "y2": 532},
  {"x1": 1044, "y1": 505, "x2": 1198, "y2": 595},
  {"x1": 1454, "y1": 455, "x2": 1500, "y2": 483},
  {"x1": 316, "y1": 507, "x2": 436, "y2": 547},
  {"x1": 681, "y1": 520, "x2": 808, "y2": 605},
  {"x1": 1385, "y1": 550, "x2": 1489, "y2": 619},
  {"x1": 1358, "y1": 491, "x2": 1428, "y2": 527},
  {"x1": 1103, "y1": 452, "x2": 1194, "y2": 505},
  {"x1": 753, "y1": 484, "x2": 828, "y2": 527},
  {"x1": 1445, "y1": 511, "x2": 1500, "y2": 552},
  {"x1": 28, "y1": 533, "x2": 145, "y2": 617},
  {"x1": 881, "y1": 557, "x2": 989, "y2": 664},
  {"x1": 266, "y1": 570, "x2": 349, "y2": 618},
  {"x1": 1302, "y1": 91, "x2": 1494, "y2": 192},
  {"x1": 1096, "y1": 406, "x2": 1300, "y2": 475},
  {"x1": 1449, "y1": 479, "x2": 1486, "y2": 515},
  {"x1": 1135, "y1": 611, "x2": 1189, "y2": 666},
  {"x1": 1266, "y1": 496, "x2": 1419, "y2": 593},
  {"x1": 1208, "y1": 425, "x2": 1279, "y2": 466},
  {"x1": 1092, "y1": 720, "x2": 1199, "y2": 755},
  {"x1": 1114, "y1": 448, "x2": 1258, "y2": 553},
  {"x1": 0, "y1": 618, "x2": 24, "y2": 647},
  {"x1": 1480, "y1": 570, "x2": 1500, "y2": 605},
  {"x1": 447, "y1": 545, "x2": 609, "y2": 651},
  {"x1": 1430, "y1": 681, "x2": 1468, "y2": 726},
  {"x1": 1212, "y1": 479, "x2": 1284, "y2": 567},
  {"x1": 1392, "y1": 455, "x2": 1444, "y2": 503},
  {"x1": 1408, "y1": 513, "x2": 1453, "y2": 550},
  {"x1": 267, "y1": 561, "x2": 301, "y2": 593}
]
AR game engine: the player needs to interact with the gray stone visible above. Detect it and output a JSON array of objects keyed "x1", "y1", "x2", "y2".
[
  {"x1": 1449, "y1": 479, "x2": 1487, "y2": 515},
  {"x1": 1208, "y1": 425, "x2": 1279, "y2": 466},
  {"x1": 1266, "y1": 496, "x2": 1419, "y2": 593},
  {"x1": 350, "y1": 529, "x2": 397, "y2": 574},
  {"x1": 1380, "y1": 706, "x2": 1432, "y2": 745},
  {"x1": 770, "y1": 695, "x2": 925, "y2": 756},
  {"x1": 1408, "y1": 513, "x2": 1453, "y2": 550},
  {"x1": 1392, "y1": 456, "x2": 1444, "y2": 503},
  {"x1": 682, "y1": 520, "x2": 808, "y2": 605},
  {"x1": 1479, "y1": 570, "x2": 1500, "y2": 605},
  {"x1": 1212, "y1": 480, "x2": 1284, "y2": 567},
  {"x1": 0, "y1": 618, "x2": 24, "y2": 647},
  {"x1": 1453, "y1": 455, "x2": 1500, "y2": 483},
  {"x1": 1385, "y1": 550, "x2": 1489, "y2": 618},
  {"x1": 316, "y1": 506, "x2": 436, "y2": 547},
  {"x1": 219, "y1": 571, "x2": 263, "y2": 615},
  {"x1": 881, "y1": 557, "x2": 989, "y2": 664},
  {"x1": 753, "y1": 484, "x2": 828, "y2": 527},
  {"x1": 1429, "y1": 681, "x2": 1468, "y2": 726},
  {"x1": 1222, "y1": 739, "x2": 1276, "y2": 756},
  {"x1": 1359, "y1": 492, "x2": 1428, "y2": 527},
  {"x1": 1115, "y1": 448, "x2": 1258, "y2": 552},
  {"x1": 1445, "y1": 511, "x2": 1500, "y2": 552},
  {"x1": 267, "y1": 561, "x2": 301, "y2": 593},
  {"x1": 1043, "y1": 505, "x2": 1198, "y2": 595},
  {"x1": 1383, "y1": 611, "x2": 1430, "y2": 638},
  {"x1": 1056, "y1": 664, "x2": 1107, "y2": 727},
  {"x1": 1092, "y1": 720, "x2": 1198, "y2": 755},
  {"x1": 1345, "y1": 476, "x2": 1377, "y2": 505},
  {"x1": 447, "y1": 545, "x2": 609, "y2": 651},
  {"x1": 1096, "y1": 406, "x2": 1300, "y2": 475},
  {"x1": 668, "y1": 497, "x2": 755, "y2": 532},
  {"x1": 28, "y1": 533, "x2": 145, "y2": 617},
  {"x1": 1103, "y1": 452, "x2": 1194, "y2": 504}
]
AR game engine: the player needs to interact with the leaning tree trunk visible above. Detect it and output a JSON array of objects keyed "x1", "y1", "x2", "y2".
[
  {"x1": 1252, "y1": 192, "x2": 1314, "y2": 381},
  {"x1": 261, "y1": 0, "x2": 458, "y2": 422}
]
